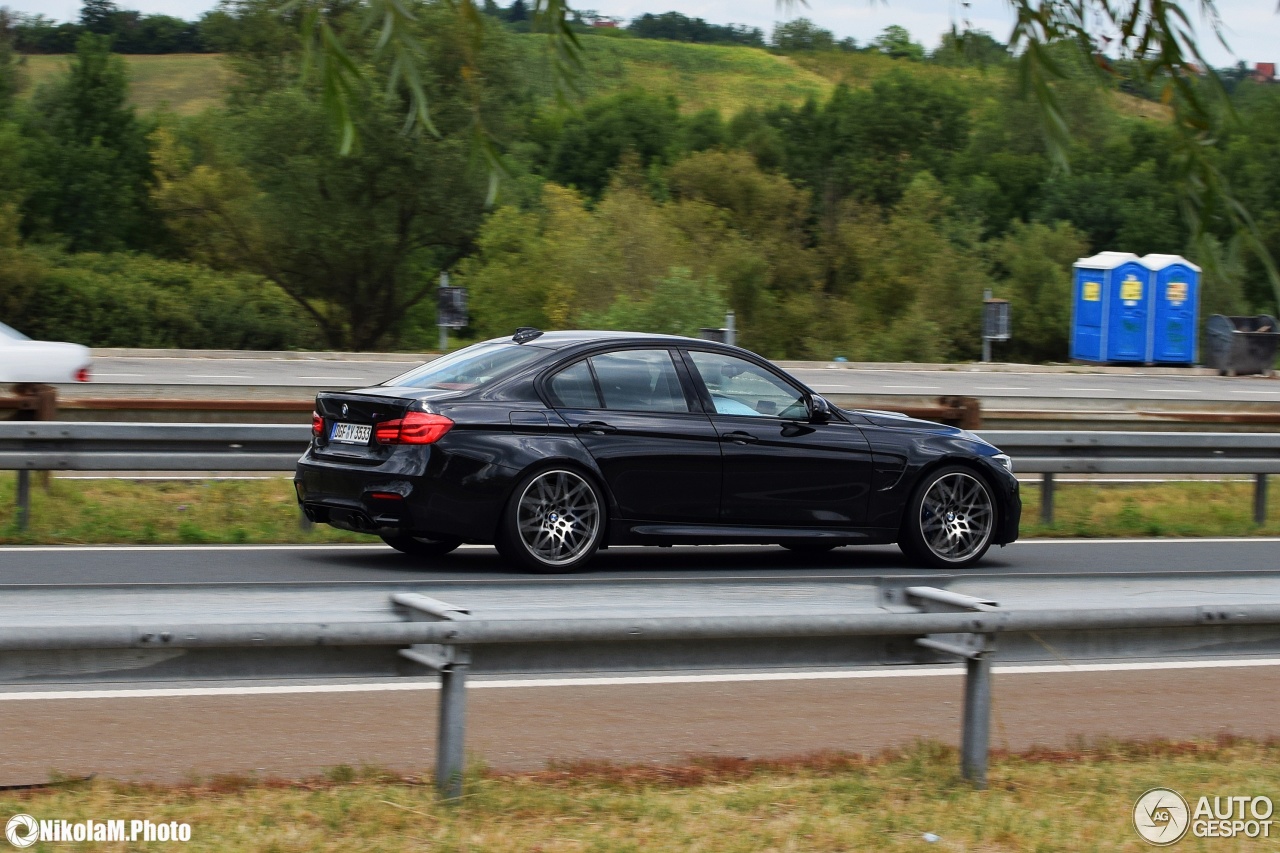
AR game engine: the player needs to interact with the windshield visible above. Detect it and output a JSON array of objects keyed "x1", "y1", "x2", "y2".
[
  {"x1": 385, "y1": 343, "x2": 548, "y2": 391},
  {"x1": 0, "y1": 321, "x2": 30, "y2": 341}
]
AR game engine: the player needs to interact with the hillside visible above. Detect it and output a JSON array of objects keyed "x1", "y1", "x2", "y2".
[
  {"x1": 17, "y1": 41, "x2": 1168, "y2": 123},
  {"x1": 18, "y1": 38, "x2": 833, "y2": 118},
  {"x1": 514, "y1": 35, "x2": 833, "y2": 114},
  {"x1": 21, "y1": 53, "x2": 233, "y2": 115}
]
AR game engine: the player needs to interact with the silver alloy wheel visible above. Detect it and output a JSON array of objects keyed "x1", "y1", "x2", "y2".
[
  {"x1": 917, "y1": 471, "x2": 994, "y2": 563},
  {"x1": 515, "y1": 470, "x2": 601, "y2": 567}
]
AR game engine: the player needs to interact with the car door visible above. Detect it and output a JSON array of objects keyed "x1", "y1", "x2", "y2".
[
  {"x1": 545, "y1": 348, "x2": 722, "y2": 523},
  {"x1": 681, "y1": 348, "x2": 874, "y2": 528}
]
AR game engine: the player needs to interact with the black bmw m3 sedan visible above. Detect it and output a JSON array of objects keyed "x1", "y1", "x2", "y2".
[{"x1": 295, "y1": 330, "x2": 1021, "y2": 572}]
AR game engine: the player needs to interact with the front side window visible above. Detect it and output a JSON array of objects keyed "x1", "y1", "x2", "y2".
[
  {"x1": 386, "y1": 343, "x2": 547, "y2": 391},
  {"x1": 590, "y1": 349, "x2": 690, "y2": 413},
  {"x1": 687, "y1": 351, "x2": 807, "y2": 418}
]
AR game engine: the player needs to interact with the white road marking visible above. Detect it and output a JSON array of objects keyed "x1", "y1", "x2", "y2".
[
  {"x1": 1148, "y1": 388, "x2": 1201, "y2": 393},
  {"x1": 4, "y1": 658, "x2": 1279, "y2": 702},
  {"x1": 298, "y1": 376, "x2": 369, "y2": 383},
  {"x1": 974, "y1": 386, "x2": 1028, "y2": 392},
  {"x1": 190, "y1": 374, "x2": 252, "y2": 380},
  {"x1": 90, "y1": 373, "x2": 145, "y2": 378},
  {"x1": 881, "y1": 385, "x2": 940, "y2": 390},
  {"x1": 1060, "y1": 387, "x2": 1110, "y2": 392}
]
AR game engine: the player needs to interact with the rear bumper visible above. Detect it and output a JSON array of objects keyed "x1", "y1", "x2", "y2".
[{"x1": 293, "y1": 445, "x2": 518, "y2": 542}]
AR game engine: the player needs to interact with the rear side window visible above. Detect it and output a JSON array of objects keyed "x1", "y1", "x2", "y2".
[
  {"x1": 591, "y1": 350, "x2": 689, "y2": 413},
  {"x1": 386, "y1": 343, "x2": 546, "y2": 391},
  {"x1": 548, "y1": 360, "x2": 601, "y2": 409}
]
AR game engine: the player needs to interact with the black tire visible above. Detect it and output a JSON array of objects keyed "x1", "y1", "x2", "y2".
[
  {"x1": 496, "y1": 467, "x2": 606, "y2": 573},
  {"x1": 380, "y1": 534, "x2": 463, "y2": 557},
  {"x1": 898, "y1": 465, "x2": 997, "y2": 569},
  {"x1": 781, "y1": 542, "x2": 840, "y2": 554}
]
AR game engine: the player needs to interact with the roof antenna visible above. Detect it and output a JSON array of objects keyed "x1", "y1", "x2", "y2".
[{"x1": 512, "y1": 327, "x2": 544, "y2": 344}]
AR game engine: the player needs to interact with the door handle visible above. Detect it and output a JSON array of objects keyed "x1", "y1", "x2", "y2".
[
  {"x1": 722, "y1": 431, "x2": 759, "y2": 445},
  {"x1": 578, "y1": 421, "x2": 617, "y2": 436}
]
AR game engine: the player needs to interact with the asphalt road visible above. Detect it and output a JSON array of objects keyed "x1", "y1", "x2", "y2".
[
  {"x1": 2, "y1": 664, "x2": 1276, "y2": 784},
  {"x1": 3, "y1": 539, "x2": 1279, "y2": 586},
  {"x1": 76, "y1": 355, "x2": 1280, "y2": 402}
]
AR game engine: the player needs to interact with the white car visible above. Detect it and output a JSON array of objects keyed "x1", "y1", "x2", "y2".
[{"x1": 0, "y1": 321, "x2": 91, "y2": 383}]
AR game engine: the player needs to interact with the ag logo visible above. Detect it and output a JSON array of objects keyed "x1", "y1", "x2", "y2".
[
  {"x1": 5, "y1": 814, "x2": 37, "y2": 849},
  {"x1": 1134, "y1": 788, "x2": 1190, "y2": 845}
]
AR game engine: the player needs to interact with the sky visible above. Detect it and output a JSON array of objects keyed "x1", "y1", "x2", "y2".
[{"x1": 6, "y1": 0, "x2": 1277, "y2": 67}]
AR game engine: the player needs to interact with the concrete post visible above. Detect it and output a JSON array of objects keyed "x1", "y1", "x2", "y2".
[
  {"x1": 1255, "y1": 474, "x2": 1269, "y2": 525},
  {"x1": 16, "y1": 470, "x2": 30, "y2": 530},
  {"x1": 1040, "y1": 473, "x2": 1055, "y2": 525}
]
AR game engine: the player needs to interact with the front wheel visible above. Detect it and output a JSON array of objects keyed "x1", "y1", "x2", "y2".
[
  {"x1": 497, "y1": 468, "x2": 605, "y2": 573},
  {"x1": 380, "y1": 534, "x2": 462, "y2": 557},
  {"x1": 899, "y1": 466, "x2": 997, "y2": 569}
]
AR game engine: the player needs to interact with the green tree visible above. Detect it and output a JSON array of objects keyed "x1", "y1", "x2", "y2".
[
  {"x1": 154, "y1": 5, "x2": 520, "y2": 349},
  {"x1": 546, "y1": 91, "x2": 679, "y2": 197},
  {"x1": 991, "y1": 221, "x2": 1087, "y2": 362},
  {"x1": 20, "y1": 34, "x2": 160, "y2": 252},
  {"x1": 770, "y1": 18, "x2": 835, "y2": 52},
  {"x1": 870, "y1": 25, "x2": 924, "y2": 61}
]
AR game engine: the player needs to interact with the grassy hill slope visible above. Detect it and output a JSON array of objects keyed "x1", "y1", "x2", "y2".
[
  {"x1": 515, "y1": 35, "x2": 833, "y2": 114},
  {"x1": 19, "y1": 38, "x2": 833, "y2": 118},
  {"x1": 21, "y1": 53, "x2": 234, "y2": 115}
]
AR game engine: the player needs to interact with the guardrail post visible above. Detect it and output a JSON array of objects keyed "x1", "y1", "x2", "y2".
[
  {"x1": 1040, "y1": 473, "x2": 1055, "y2": 525},
  {"x1": 392, "y1": 593, "x2": 474, "y2": 802},
  {"x1": 15, "y1": 470, "x2": 30, "y2": 530},
  {"x1": 1256, "y1": 474, "x2": 1269, "y2": 526},
  {"x1": 961, "y1": 644, "x2": 993, "y2": 789},
  {"x1": 436, "y1": 658, "x2": 469, "y2": 800},
  {"x1": 904, "y1": 587, "x2": 999, "y2": 789}
]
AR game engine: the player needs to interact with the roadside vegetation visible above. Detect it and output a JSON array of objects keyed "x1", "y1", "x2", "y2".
[
  {"x1": 1, "y1": 476, "x2": 1276, "y2": 545},
  {"x1": 2, "y1": 2, "x2": 1278, "y2": 359},
  {"x1": 2, "y1": 738, "x2": 1277, "y2": 851}
]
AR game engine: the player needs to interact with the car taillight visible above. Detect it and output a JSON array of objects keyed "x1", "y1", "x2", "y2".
[
  {"x1": 375, "y1": 412, "x2": 453, "y2": 445},
  {"x1": 312, "y1": 411, "x2": 324, "y2": 438},
  {"x1": 74, "y1": 366, "x2": 90, "y2": 382}
]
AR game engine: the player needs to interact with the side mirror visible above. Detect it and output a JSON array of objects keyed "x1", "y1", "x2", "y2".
[{"x1": 807, "y1": 394, "x2": 833, "y2": 423}]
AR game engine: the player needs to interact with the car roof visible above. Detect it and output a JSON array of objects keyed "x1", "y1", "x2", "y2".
[{"x1": 485, "y1": 330, "x2": 718, "y2": 350}]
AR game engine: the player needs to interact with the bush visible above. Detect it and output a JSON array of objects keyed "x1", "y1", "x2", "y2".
[{"x1": 1, "y1": 248, "x2": 321, "y2": 349}]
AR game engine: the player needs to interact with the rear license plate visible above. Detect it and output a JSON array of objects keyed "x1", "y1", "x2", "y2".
[{"x1": 330, "y1": 422, "x2": 372, "y2": 445}]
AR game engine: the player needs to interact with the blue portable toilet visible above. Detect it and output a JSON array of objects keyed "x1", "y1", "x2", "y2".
[
  {"x1": 1071, "y1": 252, "x2": 1144, "y2": 363},
  {"x1": 1142, "y1": 254, "x2": 1200, "y2": 365}
]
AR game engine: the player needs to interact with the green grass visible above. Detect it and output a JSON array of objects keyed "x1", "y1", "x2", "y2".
[
  {"x1": 1, "y1": 475, "x2": 1276, "y2": 545},
  {"x1": 518, "y1": 36, "x2": 834, "y2": 114},
  {"x1": 20, "y1": 53, "x2": 235, "y2": 115},
  {"x1": 3, "y1": 739, "x2": 1277, "y2": 851},
  {"x1": 19, "y1": 41, "x2": 832, "y2": 118}
]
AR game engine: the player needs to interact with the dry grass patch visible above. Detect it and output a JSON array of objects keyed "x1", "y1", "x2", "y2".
[{"x1": 2, "y1": 739, "x2": 1278, "y2": 851}]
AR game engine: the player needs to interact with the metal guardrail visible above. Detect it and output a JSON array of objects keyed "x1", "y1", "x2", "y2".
[
  {"x1": 2, "y1": 575, "x2": 1280, "y2": 798},
  {"x1": 982, "y1": 431, "x2": 1280, "y2": 524},
  {"x1": 2, "y1": 423, "x2": 1277, "y2": 528}
]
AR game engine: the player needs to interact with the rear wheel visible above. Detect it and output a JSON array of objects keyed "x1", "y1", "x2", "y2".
[
  {"x1": 899, "y1": 466, "x2": 996, "y2": 569},
  {"x1": 380, "y1": 534, "x2": 462, "y2": 557},
  {"x1": 497, "y1": 468, "x2": 605, "y2": 573}
]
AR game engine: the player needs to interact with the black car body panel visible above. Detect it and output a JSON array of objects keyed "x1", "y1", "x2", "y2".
[{"x1": 294, "y1": 331, "x2": 1021, "y2": 561}]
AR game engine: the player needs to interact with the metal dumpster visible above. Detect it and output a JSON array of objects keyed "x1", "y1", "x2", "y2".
[{"x1": 1204, "y1": 314, "x2": 1279, "y2": 376}]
